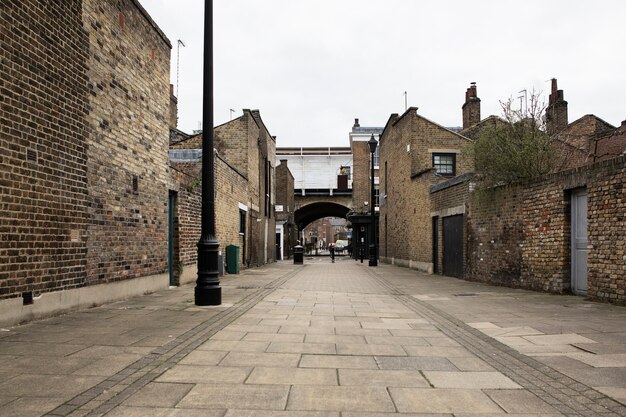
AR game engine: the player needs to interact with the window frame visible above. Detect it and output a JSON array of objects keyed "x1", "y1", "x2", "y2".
[{"x1": 432, "y1": 153, "x2": 456, "y2": 177}]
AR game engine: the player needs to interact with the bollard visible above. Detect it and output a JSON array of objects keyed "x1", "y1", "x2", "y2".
[{"x1": 293, "y1": 244, "x2": 304, "y2": 265}]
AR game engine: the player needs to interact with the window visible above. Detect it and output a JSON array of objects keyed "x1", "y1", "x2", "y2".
[{"x1": 433, "y1": 153, "x2": 456, "y2": 176}]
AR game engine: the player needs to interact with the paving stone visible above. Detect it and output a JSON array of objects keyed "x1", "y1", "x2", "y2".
[
  {"x1": 484, "y1": 389, "x2": 562, "y2": 414},
  {"x1": 105, "y1": 406, "x2": 225, "y2": 416},
  {"x1": 402, "y1": 346, "x2": 474, "y2": 357},
  {"x1": 304, "y1": 334, "x2": 366, "y2": 345},
  {"x1": 123, "y1": 382, "x2": 193, "y2": 407},
  {"x1": 279, "y1": 326, "x2": 336, "y2": 335},
  {"x1": 299, "y1": 354, "x2": 378, "y2": 369},
  {"x1": 177, "y1": 383, "x2": 290, "y2": 409},
  {"x1": 210, "y1": 330, "x2": 247, "y2": 341},
  {"x1": 447, "y1": 356, "x2": 496, "y2": 371},
  {"x1": 219, "y1": 352, "x2": 301, "y2": 368},
  {"x1": 336, "y1": 343, "x2": 407, "y2": 356},
  {"x1": 523, "y1": 333, "x2": 598, "y2": 346},
  {"x1": 389, "y1": 388, "x2": 503, "y2": 413},
  {"x1": 364, "y1": 335, "x2": 429, "y2": 346},
  {"x1": 423, "y1": 371, "x2": 522, "y2": 389},
  {"x1": 287, "y1": 386, "x2": 395, "y2": 412},
  {"x1": 178, "y1": 350, "x2": 228, "y2": 365},
  {"x1": 0, "y1": 397, "x2": 65, "y2": 417},
  {"x1": 224, "y1": 411, "x2": 338, "y2": 417},
  {"x1": 72, "y1": 354, "x2": 144, "y2": 376},
  {"x1": 0, "y1": 374, "x2": 103, "y2": 397},
  {"x1": 338, "y1": 369, "x2": 429, "y2": 387},
  {"x1": 375, "y1": 356, "x2": 458, "y2": 371},
  {"x1": 197, "y1": 340, "x2": 270, "y2": 352},
  {"x1": 156, "y1": 365, "x2": 251, "y2": 384},
  {"x1": 334, "y1": 328, "x2": 391, "y2": 337},
  {"x1": 267, "y1": 342, "x2": 336, "y2": 354},
  {"x1": 243, "y1": 332, "x2": 305, "y2": 343},
  {"x1": 0, "y1": 341, "x2": 87, "y2": 357},
  {"x1": 246, "y1": 367, "x2": 337, "y2": 385}
]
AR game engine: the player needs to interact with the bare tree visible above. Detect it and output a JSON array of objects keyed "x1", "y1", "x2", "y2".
[{"x1": 468, "y1": 90, "x2": 568, "y2": 188}]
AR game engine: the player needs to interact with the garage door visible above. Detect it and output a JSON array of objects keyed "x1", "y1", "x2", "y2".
[{"x1": 443, "y1": 215, "x2": 463, "y2": 278}]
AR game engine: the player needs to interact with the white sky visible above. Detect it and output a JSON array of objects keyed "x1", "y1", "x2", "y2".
[{"x1": 142, "y1": 0, "x2": 626, "y2": 147}]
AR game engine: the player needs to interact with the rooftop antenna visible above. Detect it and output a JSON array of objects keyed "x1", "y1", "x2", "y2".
[
  {"x1": 176, "y1": 39, "x2": 186, "y2": 97},
  {"x1": 518, "y1": 89, "x2": 527, "y2": 115},
  {"x1": 404, "y1": 91, "x2": 408, "y2": 111},
  {"x1": 230, "y1": 109, "x2": 235, "y2": 120}
]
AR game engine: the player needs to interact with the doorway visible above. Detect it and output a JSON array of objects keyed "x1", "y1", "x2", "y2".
[{"x1": 571, "y1": 188, "x2": 588, "y2": 295}]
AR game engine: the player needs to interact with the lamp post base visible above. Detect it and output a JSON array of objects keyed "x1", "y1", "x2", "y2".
[
  {"x1": 195, "y1": 236, "x2": 222, "y2": 305},
  {"x1": 368, "y1": 243, "x2": 377, "y2": 267}
]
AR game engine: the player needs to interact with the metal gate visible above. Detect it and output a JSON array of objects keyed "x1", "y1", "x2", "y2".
[
  {"x1": 571, "y1": 188, "x2": 588, "y2": 295},
  {"x1": 443, "y1": 215, "x2": 463, "y2": 278}
]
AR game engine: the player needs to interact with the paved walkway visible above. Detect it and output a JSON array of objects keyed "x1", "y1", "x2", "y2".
[{"x1": 0, "y1": 257, "x2": 625, "y2": 416}]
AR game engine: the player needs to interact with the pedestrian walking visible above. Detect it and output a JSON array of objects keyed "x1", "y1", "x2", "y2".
[{"x1": 329, "y1": 243, "x2": 335, "y2": 263}]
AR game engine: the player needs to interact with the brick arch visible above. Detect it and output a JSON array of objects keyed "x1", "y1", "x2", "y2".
[{"x1": 295, "y1": 202, "x2": 350, "y2": 230}]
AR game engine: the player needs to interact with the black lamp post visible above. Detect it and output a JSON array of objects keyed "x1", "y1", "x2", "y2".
[
  {"x1": 368, "y1": 134, "x2": 378, "y2": 267},
  {"x1": 195, "y1": 0, "x2": 221, "y2": 305}
]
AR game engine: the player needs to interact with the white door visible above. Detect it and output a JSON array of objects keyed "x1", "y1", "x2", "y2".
[{"x1": 571, "y1": 188, "x2": 588, "y2": 295}]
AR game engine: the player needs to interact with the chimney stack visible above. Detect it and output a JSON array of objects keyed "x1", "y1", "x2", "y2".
[
  {"x1": 169, "y1": 84, "x2": 178, "y2": 129},
  {"x1": 462, "y1": 82, "x2": 481, "y2": 129},
  {"x1": 354, "y1": 118, "x2": 360, "y2": 128},
  {"x1": 546, "y1": 78, "x2": 568, "y2": 135}
]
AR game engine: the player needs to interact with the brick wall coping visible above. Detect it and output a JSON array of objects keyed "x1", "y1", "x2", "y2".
[{"x1": 430, "y1": 172, "x2": 476, "y2": 194}]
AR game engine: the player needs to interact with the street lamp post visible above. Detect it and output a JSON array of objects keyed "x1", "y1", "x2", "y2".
[
  {"x1": 195, "y1": 0, "x2": 221, "y2": 305},
  {"x1": 368, "y1": 134, "x2": 378, "y2": 267}
]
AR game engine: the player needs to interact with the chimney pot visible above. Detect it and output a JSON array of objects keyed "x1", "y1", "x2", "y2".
[{"x1": 354, "y1": 118, "x2": 360, "y2": 127}]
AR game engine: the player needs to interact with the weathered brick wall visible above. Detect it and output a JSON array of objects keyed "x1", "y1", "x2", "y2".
[
  {"x1": 586, "y1": 157, "x2": 625, "y2": 303},
  {"x1": 215, "y1": 155, "x2": 249, "y2": 268},
  {"x1": 83, "y1": 0, "x2": 171, "y2": 284},
  {"x1": 214, "y1": 116, "x2": 249, "y2": 176},
  {"x1": 430, "y1": 177, "x2": 473, "y2": 275},
  {"x1": 464, "y1": 156, "x2": 625, "y2": 304},
  {"x1": 0, "y1": 1, "x2": 90, "y2": 300},
  {"x1": 169, "y1": 163, "x2": 201, "y2": 271},
  {"x1": 276, "y1": 160, "x2": 296, "y2": 258},
  {"x1": 379, "y1": 110, "x2": 473, "y2": 271},
  {"x1": 466, "y1": 186, "x2": 525, "y2": 287},
  {"x1": 351, "y1": 141, "x2": 372, "y2": 213}
]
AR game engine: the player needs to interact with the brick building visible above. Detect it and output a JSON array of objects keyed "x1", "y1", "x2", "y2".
[
  {"x1": 426, "y1": 80, "x2": 626, "y2": 304},
  {"x1": 275, "y1": 160, "x2": 296, "y2": 260},
  {"x1": 169, "y1": 109, "x2": 277, "y2": 271},
  {"x1": 1, "y1": 0, "x2": 173, "y2": 325},
  {"x1": 378, "y1": 89, "x2": 476, "y2": 272},
  {"x1": 548, "y1": 79, "x2": 626, "y2": 168}
]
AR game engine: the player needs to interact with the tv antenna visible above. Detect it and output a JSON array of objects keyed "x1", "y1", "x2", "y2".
[{"x1": 176, "y1": 39, "x2": 186, "y2": 97}]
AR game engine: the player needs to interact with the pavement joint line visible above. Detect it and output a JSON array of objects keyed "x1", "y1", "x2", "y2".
[
  {"x1": 42, "y1": 266, "x2": 302, "y2": 417},
  {"x1": 364, "y1": 265, "x2": 626, "y2": 417}
]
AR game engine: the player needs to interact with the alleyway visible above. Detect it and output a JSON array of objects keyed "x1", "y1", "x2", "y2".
[{"x1": 1, "y1": 259, "x2": 625, "y2": 417}]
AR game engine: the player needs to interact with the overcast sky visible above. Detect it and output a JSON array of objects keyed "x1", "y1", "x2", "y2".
[{"x1": 142, "y1": 0, "x2": 625, "y2": 148}]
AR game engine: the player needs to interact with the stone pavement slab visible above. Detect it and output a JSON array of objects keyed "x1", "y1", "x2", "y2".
[
  {"x1": 177, "y1": 383, "x2": 290, "y2": 410},
  {"x1": 287, "y1": 386, "x2": 395, "y2": 412},
  {"x1": 389, "y1": 387, "x2": 503, "y2": 413},
  {"x1": 2, "y1": 260, "x2": 626, "y2": 417}
]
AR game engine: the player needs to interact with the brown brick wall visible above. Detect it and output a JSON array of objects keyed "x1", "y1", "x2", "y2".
[
  {"x1": 462, "y1": 156, "x2": 625, "y2": 304},
  {"x1": 379, "y1": 110, "x2": 473, "y2": 271},
  {"x1": 430, "y1": 178, "x2": 473, "y2": 275},
  {"x1": 83, "y1": 0, "x2": 171, "y2": 284},
  {"x1": 0, "y1": 0, "x2": 91, "y2": 300},
  {"x1": 276, "y1": 160, "x2": 296, "y2": 258},
  {"x1": 215, "y1": 155, "x2": 249, "y2": 268},
  {"x1": 351, "y1": 141, "x2": 373, "y2": 213}
]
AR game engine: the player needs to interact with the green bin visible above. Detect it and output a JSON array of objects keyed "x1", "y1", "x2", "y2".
[{"x1": 225, "y1": 245, "x2": 240, "y2": 274}]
